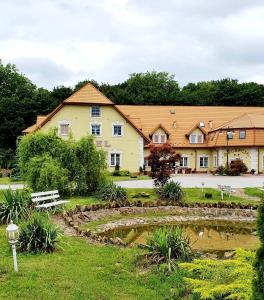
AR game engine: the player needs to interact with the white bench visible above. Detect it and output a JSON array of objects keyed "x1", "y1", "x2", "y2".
[
  {"x1": 217, "y1": 185, "x2": 235, "y2": 200},
  {"x1": 31, "y1": 190, "x2": 69, "y2": 209}
]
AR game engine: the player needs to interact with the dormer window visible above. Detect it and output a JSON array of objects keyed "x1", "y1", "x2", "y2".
[
  {"x1": 153, "y1": 133, "x2": 167, "y2": 144},
  {"x1": 190, "y1": 134, "x2": 204, "y2": 144},
  {"x1": 91, "y1": 105, "x2": 101, "y2": 117},
  {"x1": 239, "y1": 130, "x2": 246, "y2": 139}
]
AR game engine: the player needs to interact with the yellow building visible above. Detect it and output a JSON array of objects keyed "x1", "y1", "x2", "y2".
[{"x1": 24, "y1": 84, "x2": 264, "y2": 174}]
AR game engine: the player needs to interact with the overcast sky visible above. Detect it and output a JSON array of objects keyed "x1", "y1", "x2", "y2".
[{"x1": 1, "y1": 0, "x2": 264, "y2": 89}]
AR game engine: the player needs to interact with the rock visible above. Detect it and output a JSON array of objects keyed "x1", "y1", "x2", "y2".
[
  {"x1": 224, "y1": 251, "x2": 235, "y2": 259},
  {"x1": 206, "y1": 253, "x2": 218, "y2": 260}
]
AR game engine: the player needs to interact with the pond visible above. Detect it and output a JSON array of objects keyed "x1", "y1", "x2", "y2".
[{"x1": 102, "y1": 220, "x2": 260, "y2": 252}]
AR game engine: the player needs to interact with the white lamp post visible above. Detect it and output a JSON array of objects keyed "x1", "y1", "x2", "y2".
[
  {"x1": 201, "y1": 182, "x2": 205, "y2": 193},
  {"x1": 6, "y1": 221, "x2": 19, "y2": 272}
]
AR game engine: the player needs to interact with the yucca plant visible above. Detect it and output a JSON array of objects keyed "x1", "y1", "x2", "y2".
[
  {"x1": 147, "y1": 227, "x2": 192, "y2": 263},
  {"x1": 19, "y1": 213, "x2": 60, "y2": 253},
  {"x1": 157, "y1": 181, "x2": 185, "y2": 203},
  {"x1": 96, "y1": 181, "x2": 128, "y2": 202},
  {"x1": 0, "y1": 189, "x2": 31, "y2": 224}
]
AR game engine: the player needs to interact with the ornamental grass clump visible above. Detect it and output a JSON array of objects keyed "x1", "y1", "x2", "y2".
[
  {"x1": 96, "y1": 182, "x2": 128, "y2": 203},
  {"x1": 147, "y1": 227, "x2": 192, "y2": 264},
  {"x1": 158, "y1": 181, "x2": 184, "y2": 204},
  {"x1": 0, "y1": 189, "x2": 31, "y2": 224},
  {"x1": 19, "y1": 213, "x2": 60, "y2": 253}
]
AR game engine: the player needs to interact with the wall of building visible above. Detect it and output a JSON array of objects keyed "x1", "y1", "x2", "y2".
[{"x1": 39, "y1": 105, "x2": 143, "y2": 172}]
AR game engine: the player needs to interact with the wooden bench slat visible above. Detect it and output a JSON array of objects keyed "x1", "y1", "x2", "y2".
[
  {"x1": 32, "y1": 194, "x2": 60, "y2": 203},
  {"x1": 31, "y1": 190, "x2": 59, "y2": 197},
  {"x1": 35, "y1": 200, "x2": 69, "y2": 209}
]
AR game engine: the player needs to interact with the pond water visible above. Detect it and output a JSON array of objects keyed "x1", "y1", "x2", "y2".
[{"x1": 102, "y1": 220, "x2": 260, "y2": 252}]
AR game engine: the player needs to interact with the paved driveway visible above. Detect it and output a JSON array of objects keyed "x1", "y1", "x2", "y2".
[
  {"x1": 117, "y1": 174, "x2": 264, "y2": 189},
  {"x1": 0, "y1": 184, "x2": 25, "y2": 190}
]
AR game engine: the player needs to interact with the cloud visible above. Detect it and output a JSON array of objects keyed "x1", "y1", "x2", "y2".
[{"x1": 1, "y1": 0, "x2": 264, "y2": 88}]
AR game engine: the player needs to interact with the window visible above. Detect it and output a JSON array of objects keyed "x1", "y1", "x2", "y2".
[
  {"x1": 160, "y1": 134, "x2": 166, "y2": 143},
  {"x1": 213, "y1": 155, "x2": 217, "y2": 168},
  {"x1": 239, "y1": 130, "x2": 246, "y2": 139},
  {"x1": 110, "y1": 153, "x2": 121, "y2": 166},
  {"x1": 190, "y1": 134, "x2": 203, "y2": 144},
  {"x1": 91, "y1": 124, "x2": 101, "y2": 136},
  {"x1": 180, "y1": 157, "x2": 188, "y2": 167},
  {"x1": 113, "y1": 125, "x2": 122, "y2": 136},
  {"x1": 60, "y1": 123, "x2": 69, "y2": 136},
  {"x1": 199, "y1": 156, "x2": 208, "y2": 168},
  {"x1": 91, "y1": 105, "x2": 101, "y2": 117}
]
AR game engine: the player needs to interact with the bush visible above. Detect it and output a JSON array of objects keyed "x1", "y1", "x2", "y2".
[
  {"x1": 204, "y1": 193, "x2": 213, "y2": 199},
  {"x1": 180, "y1": 249, "x2": 254, "y2": 300},
  {"x1": 158, "y1": 181, "x2": 184, "y2": 203},
  {"x1": 147, "y1": 227, "x2": 192, "y2": 263},
  {"x1": 253, "y1": 197, "x2": 264, "y2": 299},
  {"x1": 17, "y1": 131, "x2": 106, "y2": 196},
  {"x1": 216, "y1": 160, "x2": 248, "y2": 176},
  {"x1": 96, "y1": 182, "x2": 128, "y2": 202},
  {"x1": 26, "y1": 154, "x2": 69, "y2": 195},
  {"x1": 0, "y1": 189, "x2": 30, "y2": 224},
  {"x1": 19, "y1": 213, "x2": 59, "y2": 253},
  {"x1": 112, "y1": 170, "x2": 121, "y2": 176},
  {"x1": 119, "y1": 170, "x2": 131, "y2": 176}
]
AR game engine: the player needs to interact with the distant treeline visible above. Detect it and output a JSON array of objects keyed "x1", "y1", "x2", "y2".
[{"x1": 1, "y1": 60, "x2": 264, "y2": 167}]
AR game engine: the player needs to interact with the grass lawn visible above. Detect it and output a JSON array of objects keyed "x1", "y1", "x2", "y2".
[
  {"x1": 108, "y1": 175, "x2": 150, "y2": 182},
  {"x1": 0, "y1": 226, "x2": 185, "y2": 300},
  {"x1": 0, "y1": 177, "x2": 24, "y2": 185},
  {"x1": 244, "y1": 187, "x2": 264, "y2": 199}
]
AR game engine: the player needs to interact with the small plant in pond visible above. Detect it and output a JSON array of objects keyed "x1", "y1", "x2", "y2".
[
  {"x1": 157, "y1": 181, "x2": 184, "y2": 203},
  {"x1": 19, "y1": 213, "x2": 60, "y2": 253},
  {"x1": 0, "y1": 189, "x2": 31, "y2": 224},
  {"x1": 146, "y1": 227, "x2": 192, "y2": 264},
  {"x1": 96, "y1": 182, "x2": 128, "y2": 202}
]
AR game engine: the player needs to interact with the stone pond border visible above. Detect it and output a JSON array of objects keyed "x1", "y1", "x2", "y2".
[{"x1": 62, "y1": 200, "x2": 258, "y2": 246}]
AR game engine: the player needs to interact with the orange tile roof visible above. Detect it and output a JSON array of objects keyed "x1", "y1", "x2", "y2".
[
  {"x1": 64, "y1": 83, "x2": 113, "y2": 105},
  {"x1": 116, "y1": 105, "x2": 264, "y2": 147}
]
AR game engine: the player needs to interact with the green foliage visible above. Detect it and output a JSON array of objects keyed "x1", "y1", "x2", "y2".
[
  {"x1": 158, "y1": 181, "x2": 184, "y2": 203},
  {"x1": 180, "y1": 249, "x2": 254, "y2": 300},
  {"x1": 253, "y1": 197, "x2": 264, "y2": 299},
  {"x1": 17, "y1": 131, "x2": 106, "y2": 195},
  {"x1": 19, "y1": 213, "x2": 60, "y2": 253},
  {"x1": 0, "y1": 189, "x2": 30, "y2": 224},
  {"x1": 204, "y1": 193, "x2": 213, "y2": 199},
  {"x1": 216, "y1": 160, "x2": 248, "y2": 176},
  {"x1": 27, "y1": 155, "x2": 69, "y2": 194},
  {"x1": 96, "y1": 182, "x2": 128, "y2": 202},
  {"x1": 147, "y1": 227, "x2": 192, "y2": 263}
]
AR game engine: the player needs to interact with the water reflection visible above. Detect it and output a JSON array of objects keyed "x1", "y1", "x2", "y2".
[{"x1": 103, "y1": 220, "x2": 260, "y2": 251}]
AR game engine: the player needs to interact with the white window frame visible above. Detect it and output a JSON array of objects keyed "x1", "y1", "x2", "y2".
[
  {"x1": 58, "y1": 120, "x2": 70, "y2": 136},
  {"x1": 90, "y1": 123, "x2": 102, "y2": 137},
  {"x1": 152, "y1": 133, "x2": 167, "y2": 144},
  {"x1": 199, "y1": 156, "x2": 209, "y2": 168},
  {"x1": 112, "y1": 122, "x2": 124, "y2": 137},
  {"x1": 190, "y1": 134, "x2": 204, "y2": 144},
  {"x1": 90, "y1": 105, "x2": 101, "y2": 117},
  {"x1": 109, "y1": 151, "x2": 122, "y2": 167},
  {"x1": 180, "y1": 156, "x2": 188, "y2": 167}
]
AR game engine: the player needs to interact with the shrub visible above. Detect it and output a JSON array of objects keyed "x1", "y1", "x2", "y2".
[
  {"x1": 19, "y1": 213, "x2": 59, "y2": 253},
  {"x1": 0, "y1": 189, "x2": 30, "y2": 224},
  {"x1": 112, "y1": 170, "x2": 121, "y2": 176},
  {"x1": 26, "y1": 154, "x2": 69, "y2": 195},
  {"x1": 96, "y1": 182, "x2": 128, "y2": 202},
  {"x1": 158, "y1": 181, "x2": 184, "y2": 203},
  {"x1": 180, "y1": 249, "x2": 254, "y2": 300},
  {"x1": 253, "y1": 197, "x2": 264, "y2": 299},
  {"x1": 216, "y1": 165, "x2": 225, "y2": 175},
  {"x1": 147, "y1": 227, "x2": 192, "y2": 263},
  {"x1": 119, "y1": 170, "x2": 131, "y2": 176},
  {"x1": 204, "y1": 193, "x2": 213, "y2": 199}
]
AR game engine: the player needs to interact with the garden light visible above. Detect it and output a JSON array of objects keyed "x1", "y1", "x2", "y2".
[{"x1": 6, "y1": 221, "x2": 19, "y2": 272}]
